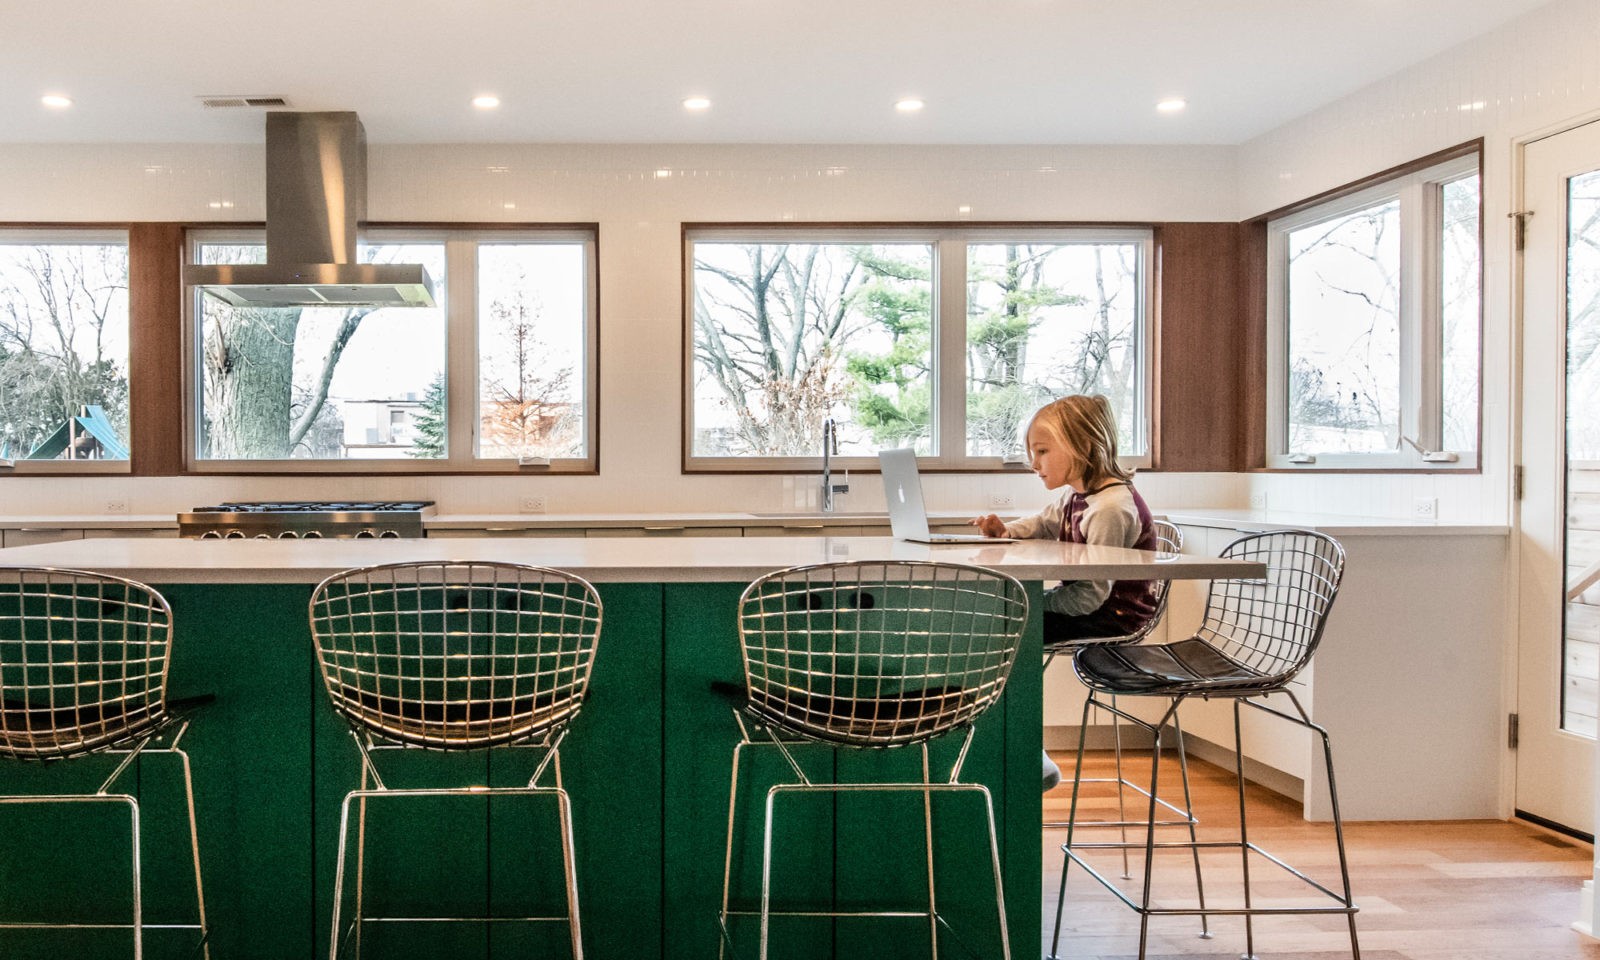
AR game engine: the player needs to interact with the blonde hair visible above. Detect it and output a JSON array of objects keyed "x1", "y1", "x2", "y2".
[{"x1": 1028, "y1": 394, "x2": 1132, "y2": 488}]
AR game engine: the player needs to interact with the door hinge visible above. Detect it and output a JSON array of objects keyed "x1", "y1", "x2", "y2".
[
  {"x1": 1510, "y1": 210, "x2": 1534, "y2": 252},
  {"x1": 1514, "y1": 464, "x2": 1525, "y2": 501},
  {"x1": 1509, "y1": 712, "x2": 1520, "y2": 750}
]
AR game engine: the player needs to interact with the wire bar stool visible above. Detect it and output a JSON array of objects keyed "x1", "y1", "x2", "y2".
[
  {"x1": 1043, "y1": 520, "x2": 1207, "y2": 936},
  {"x1": 0, "y1": 566, "x2": 209, "y2": 960},
  {"x1": 309, "y1": 560, "x2": 602, "y2": 960},
  {"x1": 1049, "y1": 530, "x2": 1357, "y2": 960},
  {"x1": 716, "y1": 559, "x2": 1027, "y2": 960}
]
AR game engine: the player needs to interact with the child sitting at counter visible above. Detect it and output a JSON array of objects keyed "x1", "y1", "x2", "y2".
[
  {"x1": 970, "y1": 394, "x2": 1159, "y2": 788},
  {"x1": 973, "y1": 393, "x2": 1158, "y2": 636}
]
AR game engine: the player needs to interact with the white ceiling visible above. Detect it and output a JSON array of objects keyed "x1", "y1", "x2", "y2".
[{"x1": 2, "y1": 0, "x2": 1554, "y2": 146}]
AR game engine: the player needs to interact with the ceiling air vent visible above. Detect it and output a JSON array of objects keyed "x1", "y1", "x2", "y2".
[{"x1": 198, "y1": 95, "x2": 291, "y2": 109}]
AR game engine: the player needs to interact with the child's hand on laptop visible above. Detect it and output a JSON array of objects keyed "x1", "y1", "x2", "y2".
[{"x1": 970, "y1": 514, "x2": 1009, "y2": 538}]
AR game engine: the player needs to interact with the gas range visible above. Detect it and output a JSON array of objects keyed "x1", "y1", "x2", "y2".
[{"x1": 177, "y1": 501, "x2": 436, "y2": 540}]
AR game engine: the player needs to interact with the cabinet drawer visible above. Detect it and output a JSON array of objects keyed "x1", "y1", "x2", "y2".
[
  {"x1": 429, "y1": 528, "x2": 587, "y2": 539},
  {"x1": 586, "y1": 526, "x2": 742, "y2": 538},
  {"x1": 3, "y1": 529, "x2": 86, "y2": 548}
]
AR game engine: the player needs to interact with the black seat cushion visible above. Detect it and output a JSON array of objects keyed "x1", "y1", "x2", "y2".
[
  {"x1": 0, "y1": 698, "x2": 165, "y2": 758},
  {"x1": 712, "y1": 679, "x2": 977, "y2": 745},
  {"x1": 1073, "y1": 637, "x2": 1275, "y2": 697},
  {"x1": 338, "y1": 687, "x2": 577, "y2": 748}
]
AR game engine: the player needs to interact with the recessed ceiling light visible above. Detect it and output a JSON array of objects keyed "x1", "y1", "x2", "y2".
[
  {"x1": 472, "y1": 95, "x2": 501, "y2": 110},
  {"x1": 503, "y1": 202, "x2": 517, "y2": 210},
  {"x1": 41, "y1": 94, "x2": 72, "y2": 109},
  {"x1": 682, "y1": 96, "x2": 712, "y2": 111},
  {"x1": 1458, "y1": 100, "x2": 1486, "y2": 112},
  {"x1": 655, "y1": 168, "x2": 673, "y2": 179},
  {"x1": 1156, "y1": 98, "x2": 1187, "y2": 113},
  {"x1": 957, "y1": 205, "x2": 972, "y2": 215},
  {"x1": 895, "y1": 98, "x2": 924, "y2": 113}
]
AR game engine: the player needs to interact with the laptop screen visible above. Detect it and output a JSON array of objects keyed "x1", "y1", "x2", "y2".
[{"x1": 878, "y1": 448, "x2": 932, "y2": 539}]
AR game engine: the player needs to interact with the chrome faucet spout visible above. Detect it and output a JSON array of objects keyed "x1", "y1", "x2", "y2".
[{"x1": 821, "y1": 418, "x2": 836, "y2": 512}]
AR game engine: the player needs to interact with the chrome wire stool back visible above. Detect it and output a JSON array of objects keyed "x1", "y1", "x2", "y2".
[
  {"x1": 309, "y1": 560, "x2": 602, "y2": 960},
  {"x1": 718, "y1": 559, "x2": 1027, "y2": 960},
  {"x1": 1041, "y1": 520, "x2": 1204, "y2": 917},
  {"x1": 1050, "y1": 530, "x2": 1354, "y2": 960},
  {"x1": 0, "y1": 566, "x2": 209, "y2": 960}
]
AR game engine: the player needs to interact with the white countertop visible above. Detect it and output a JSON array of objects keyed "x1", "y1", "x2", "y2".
[
  {"x1": 0, "y1": 535, "x2": 1262, "y2": 585},
  {"x1": 0, "y1": 508, "x2": 1509, "y2": 537},
  {"x1": 1159, "y1": 509, "x2": 1507, "y2": 537}
]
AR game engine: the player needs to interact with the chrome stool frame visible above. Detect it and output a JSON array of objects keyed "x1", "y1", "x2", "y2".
[
  {"x1": 0, "y1": 566, "x2": 209, "y2": 960},
  {"x1": 310, "y1": 561, "x2": 602, "y2": 960},
  {"x1": 1050, "y1": 530, "x2": 1358, "y2": 960},
  {"x1": 1042, "y1": 521, "x2": 1203, "y2": 909},
  {"x1": 717, "y1": 560, "x2": 1027, "y2": 960}
]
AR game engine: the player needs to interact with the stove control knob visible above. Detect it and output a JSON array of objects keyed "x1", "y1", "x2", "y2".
[
  {"x1": 224, "y1": 531, "x2": 246, "y2": 539},
  {"x1": 355, "y1": 530, "x2": 377, "y2": 539},
  {"x1": 255, "y1": 533, "x2": 273, "y2": 540},
  {"x1": 277, "y1": 531, "x2": 300, "y2": 539},
  {"x1": 200, "y1": 531, "x2": 222, "y2": 540},
  {"x1": 303, "y1": 531, "x2": 324, "y2": 539},
  {"x1": 378, "y1": 530, "x2": 400, "y2": 539}
]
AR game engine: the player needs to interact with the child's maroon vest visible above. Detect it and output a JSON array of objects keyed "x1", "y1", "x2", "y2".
[{"x1": 1060, "y1": 482, "x2": 1159, "y2": 634}]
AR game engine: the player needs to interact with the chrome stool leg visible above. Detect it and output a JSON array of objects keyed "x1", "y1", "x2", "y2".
[
  {"x1": 1233, "y1": 701, "x2": 1258, "y2": 960},
  {"x1": 920, "y1": 743, "x2": 939, "y2": 960},
  {"x1": 175, "y1": 747, "x2": 212, "y2": 960},
  {"x1": 127, "y1": 795, "x2": 143, "y2": 960},
  {"x1": 717, "y1": 738, "x2": 747, "y2": 958}
]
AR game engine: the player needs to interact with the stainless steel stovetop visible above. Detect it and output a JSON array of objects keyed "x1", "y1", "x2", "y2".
[{"x1": 177, "y1": 501, "x2": 436, "y2": 539}]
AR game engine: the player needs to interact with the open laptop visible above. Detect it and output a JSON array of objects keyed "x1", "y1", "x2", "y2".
[{"x1": 878, "y1": 448, "x2": 1015, "y2": 544}]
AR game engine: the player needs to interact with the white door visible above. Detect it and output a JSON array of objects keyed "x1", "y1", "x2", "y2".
[{"x1": 1518, "y1": 119, "x2": 1600, "y2": 834}]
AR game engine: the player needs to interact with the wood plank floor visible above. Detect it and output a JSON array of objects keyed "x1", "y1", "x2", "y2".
[{"x1": 1042, "y1": 750, "x2": 1600, "y2": 960}]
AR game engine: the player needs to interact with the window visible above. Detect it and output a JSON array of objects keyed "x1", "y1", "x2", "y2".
[
  {"x1": 685, "y1": 226, "x2": 1152, "y2": 470},
  {"x1": 187, "y1": 228, "x2": 597, "y2": 472},
  {"x1": 1266, "y1": 152, "x2": 1481, "y2": 469},
  {"x1": 0, "y1": 229, "x2": 130, "y2": 473}
]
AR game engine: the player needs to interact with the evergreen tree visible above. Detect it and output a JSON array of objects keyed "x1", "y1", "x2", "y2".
[{"x1": 410, "y1": 372, "x2": 447, "y2": 459}]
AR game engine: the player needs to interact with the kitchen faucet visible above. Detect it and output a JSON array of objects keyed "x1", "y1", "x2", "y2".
[{"x1": 821, "y1": 418, "x2": 849, "y2": 512}]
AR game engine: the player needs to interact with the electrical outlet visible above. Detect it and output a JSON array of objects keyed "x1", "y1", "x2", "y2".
[
  {"x1": 988, "y1": 493, "x2": 1015, "y2": 509},
  {"x1": 104, "y1": 498, "x2": 129, "y2": 515},
  {"x1": 519, "y1": 496, "x2": 547, "y2": 514},
  {"x1": 1248, "y1": 492, "x2": 1267, "y2": 511},
  {"x1": 1413, "y1": 496, "x2": 1438, "y2": 519}
]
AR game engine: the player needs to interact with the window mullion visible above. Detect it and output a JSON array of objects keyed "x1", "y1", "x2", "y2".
[
  {"x1": 445, "y1": 235, "x2": 477, "y2": 465},
  {"x1": 935, "y1": 237, "x2": 967, "y2": 465},
  {"x1": 1416, "y1": 181, "x2": 1446, "y2": 452},
  {"x1": 1265, "y1": 228, "x2": 1291, "y2": 459}
]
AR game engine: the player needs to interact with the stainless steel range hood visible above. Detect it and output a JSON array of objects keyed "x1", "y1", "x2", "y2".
[{"x1": 185, "y1": 111, "x2": 436, "y2": 308}]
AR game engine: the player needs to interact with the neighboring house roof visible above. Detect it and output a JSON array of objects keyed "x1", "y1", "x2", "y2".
[{"x1": 26, "y1": 405, "x2": 128, "y2": 460}]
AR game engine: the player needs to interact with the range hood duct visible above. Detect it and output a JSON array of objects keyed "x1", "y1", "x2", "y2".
[{"x1": 184, "y1": 112, "x2": 436, "y2": 308}]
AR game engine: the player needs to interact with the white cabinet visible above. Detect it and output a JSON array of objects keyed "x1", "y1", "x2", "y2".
[
  {"x1": 3, "y1": 528, "x2": 85, "y2": 548},
  {"x1": 585, "y1": 526, "x2": 741, "y2": 538},
  {"x1": 1042, "y1": 520, "x2": 1509, "y2": 821},
  {"x1": 3, "y1": 527, "x2": 177, "y2": 548},
  {"x1": 429, "y1": 527, "x2": 587, "y2": 538}
]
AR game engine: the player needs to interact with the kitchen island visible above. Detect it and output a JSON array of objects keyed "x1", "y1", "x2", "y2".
[{"x1": 0, "y1": 536, "x2": 1258, "y2": 960}]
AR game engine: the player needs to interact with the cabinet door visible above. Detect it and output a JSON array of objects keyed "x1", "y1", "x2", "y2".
[
  {"x1": 2, "y1": 528, "x2": 85, "y2": 547},
  {"x1": 428, "y1": 527, "x2": 587, "y2": 538},
  {"x1": 81, "y1": 528, "x2": 179, "y2": 539},
  {"x1": 586, "y1": 526, "x2": 742, "y2": 537}
]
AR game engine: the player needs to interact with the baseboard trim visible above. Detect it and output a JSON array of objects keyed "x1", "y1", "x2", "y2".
[{"x1": 1045, "y1": 724, "x2": 1306, "y2": 803}]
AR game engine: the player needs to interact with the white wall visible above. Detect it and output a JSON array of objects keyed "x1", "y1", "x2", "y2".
[
  {"x1": 0, "y1": 142, "x2": 1244, "y2": 517},
  {"x1": 1237, "y1": 0, "x2": 1600, "y2": 524},
  {"x1": 2, "y1": 0, "x2": 1592, "y2": 523}
]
